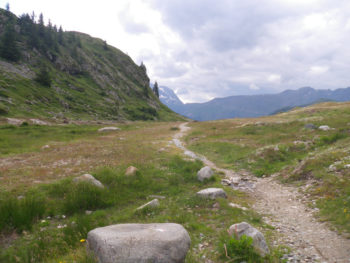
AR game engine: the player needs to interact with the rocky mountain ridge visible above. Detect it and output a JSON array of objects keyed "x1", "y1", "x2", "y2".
[{"x1": 159, "y1": 86, "x2": 350, "y2": 121}]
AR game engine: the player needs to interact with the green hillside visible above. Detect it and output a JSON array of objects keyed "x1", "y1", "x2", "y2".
[{"x1": 0, "y1": 8, "x2": 182, "y2": 121}]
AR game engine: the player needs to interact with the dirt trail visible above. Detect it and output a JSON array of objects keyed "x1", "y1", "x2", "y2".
[{"x1": 174, "y1": 122, "x2": 350, "y2": 263}]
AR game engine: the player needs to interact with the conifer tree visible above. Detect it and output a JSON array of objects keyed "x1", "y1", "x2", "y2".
[
  {"x1": 0, "y1": 24, "x2": 20, "y2": 62},
  {"x1": 153, "y1": 81, "x2": 159, "y2": 98},
  {"x1": 35, "y1": 67, "x2": 51, "y2": 87}
]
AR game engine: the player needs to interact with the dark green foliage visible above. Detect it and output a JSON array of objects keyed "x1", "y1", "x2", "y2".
[
  {"x1": 0, "y1": 23, "x2": 21, "y2": 61},
  {"x1": 221, "y1": 235, "x2": 263, "y2": 262},
  {"x1": 35, "y1": 66, "x2": 52, "y2": 87},
  {"x1": 318, "y1": 132, "x2": 347, "y2": 145}
]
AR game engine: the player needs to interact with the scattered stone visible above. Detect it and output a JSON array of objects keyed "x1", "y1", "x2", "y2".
[
  {"x1": 73, "y1": 174, "x2": 104, "y2": 188},
  {"x1": 228, "y1": 222, "x2": 269, "y2": 257},
  {"x1": 229, "y1": 202, "x2": 248, "y2": 211},
  {"x1": 30, "y1": 118, "x2": 48, "y2": 125},
  {"x1": 87, "y1": 223, "x2": 191, "y2": 263},
  {"x1": 304, "y1": 123, "x2": 317, "y2": 130},
  {"x1": 318, "y1": 125, "x2": 331, "y2": 131},
  {"x1": 125, "y1": 166, "x2": 138, "y2": 176},
  {"x1": 98, "y1": 126, "x2": 120, "y2": 132},
  {"x1": 17, "y1": 195, "x2": 24, "y2": 200},
  {"x1": 221, "y1": 179, "x2": 231, "y2": 186},
  {"x1": 136, "y1": 199, "x2": 160, "y2": 210},
  {"x1": 6, "y1": 118, "x2": 24, "y2": 125},
  {"x1": 344, "y1": 164, "x2": 350, "y2": 168},
  {"x1": 85, "y1": 210, "x2": 93, "y2": 215},
  {"x1": 149, "y1": 195, "x2": 166, "y2": 199},
  {"x1": 41, "y1": 144, "x2": 50, "y2": 149},
  {"x1": 196, "y1": 188, "x2": 227, "y2": 199},
  {"x1": 197, "y1": 166, "x2": 214, "y2": 182}
]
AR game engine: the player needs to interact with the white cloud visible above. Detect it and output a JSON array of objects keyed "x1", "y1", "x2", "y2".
[
  {"x1": 249, "y1": 83, "x2": 260, "y2": 90},
  {"x1": 3, "y1": 0, "x2": 350, "y2": 103},
  {"x1": 309, "y1": 66, "x2": 329, "y2": 75}
]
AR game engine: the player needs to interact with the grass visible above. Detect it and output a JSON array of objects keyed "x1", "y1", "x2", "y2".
[
  {"x1": 0, "y1": 123, "x2": 100, "y2": 156},
  {"x1": 185, "y1": 102, "x2": 350, "y2": 234},
  {"x1": 0, "y1": 121, "x2": 283, "y2": 262}
]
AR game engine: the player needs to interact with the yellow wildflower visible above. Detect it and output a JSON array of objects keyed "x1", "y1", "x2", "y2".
[
  {"x1": 80, "y1": 239, "x2": 86, "y2": 243},
  {"x1": 344, "y1": 208, "x2": 347, "y2": 213}
]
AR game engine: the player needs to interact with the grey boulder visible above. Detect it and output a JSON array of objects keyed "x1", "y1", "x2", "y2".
[
  {"x1": 228, "y1": 222, "x2": 269, "y2": 257},
  {"x1": 73, "y1": 174, "x2": 104, "y2": 188},
  {"x1": 304, "y1": 123, "x2": 317, "y2": 130},
  {"x1": 87, "y1": 223, "x2": 191, "y2": 263},
  {"x1": 196, "y1": 188, "x2": 227, "y2": 199},
  {"x1": 197, "y1": 166, "x2": 214, "y2": 182}
]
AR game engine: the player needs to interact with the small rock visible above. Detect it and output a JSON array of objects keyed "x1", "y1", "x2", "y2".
[
  {"x1": 344, "y1": 164, "x2": 350, "y2": 168},
  {"x1": 228, "y1": 202, "x2": 248, "y2": 211},
  {"x1": 197, "y1": 166, "x2": 214, "y2": 182},
  {"x1": 98, "y1": 126, "x2": 120, "y2": 132},
  {"x1": 41, "y1": 145, "x2": 50, "y2": 149},
  {"x1": 85, "y1": 210, "x2": 93, "y2": 215},
  {"x1": 17, "y1": 195, "x2": 24, "y2": 200},
  {"x1": 136, "y1": 199, "x2": 159, "y2": 210},
  {"x1": 87, "y1": 223, "x2": 191, "y2": 263},
  {"x1": 73, "y1": 174, "x2": 104, "y2": 188},
  {"x1": 228, "y1": 222, "x2": 270, "y2": 257},
  {"x1": 125, "y1": 166, "x2": 138, "y2": 176},
  {"x1": 196, "y1": 188, "x2": 227, "y2": 199},
  {"x1": 319, "y1": 125, "x2": 331, "y2": 131}
]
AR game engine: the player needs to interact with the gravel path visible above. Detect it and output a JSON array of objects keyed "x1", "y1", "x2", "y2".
[{"x1": 174, "y1": 122, "x2": 350, "y2": 263}]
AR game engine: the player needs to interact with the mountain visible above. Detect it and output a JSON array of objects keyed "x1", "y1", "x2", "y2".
[
  {"x1": 0, "y1": 9, "x2": 182, "y2": 121},
  {"x1": 159, "y1": 86, "x2": 350, "y2": 121},
  {"x1": 158, "y1": 86, "x2": 184, "y2": 114}
]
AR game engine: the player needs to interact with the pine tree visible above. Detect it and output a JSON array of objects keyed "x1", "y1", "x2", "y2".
[
  {"x1": 153, "y1": 81, "x2": 159, "y2": 98},
  {"x1": 5, "y1": 3, "x2": 10, "y2": 11},
  {"x1": 35, "y1": 67, "x2": 51, "y2": 87},
  {"x1": 0, "y1": 24, "x2": 21, "y2": 62},
  {"x1": 58, "y1": 26, "x2": 64, "y2": 45}
]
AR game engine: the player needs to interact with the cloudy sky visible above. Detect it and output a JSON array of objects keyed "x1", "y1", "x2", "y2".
[{"x1": 2, "y1": 0, "x2": 350, "y2": 103}]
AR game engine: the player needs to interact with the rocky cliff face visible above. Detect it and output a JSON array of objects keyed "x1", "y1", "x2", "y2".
[{"x1": 0, "y1": 9, "x2": 180, "y2": 121}]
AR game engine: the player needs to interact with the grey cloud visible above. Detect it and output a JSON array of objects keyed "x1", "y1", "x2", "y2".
[{"x1": 145, "y1": 0, "x2": 350, "y2": 102}]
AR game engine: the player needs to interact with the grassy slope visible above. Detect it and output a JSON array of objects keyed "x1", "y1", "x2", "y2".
[
  {"x1": 0, "y1": 121, "x2": 284, "y2": 263},
  {"x1": 0, "y1": 9, "x2": 183, "y2": 122},
  {"x1": 185, "y1": 102, "x2": 350, "y2": 235}
]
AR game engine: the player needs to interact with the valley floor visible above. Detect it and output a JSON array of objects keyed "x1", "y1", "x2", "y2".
[{"x1": 175, "y1": 122, "x2": 350, "y2": 262}]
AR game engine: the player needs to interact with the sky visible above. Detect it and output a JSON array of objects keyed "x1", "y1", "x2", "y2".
[{"x1": 2, "y1": 0, "x2": 350, "y2": 103}]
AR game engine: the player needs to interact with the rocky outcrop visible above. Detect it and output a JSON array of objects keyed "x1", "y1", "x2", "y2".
[
  {"x1": 196, "y1": 188, "x2": 227, "y2": 199},
  {"x1": 73, "y1": 174, "x2": 104, "y2": 188},
  {"x1": 87, "y1": 223, "x2": 191, "y2": 263},
  {"x1": 197, "y1": 166, "x2": 214, "y2": 182},
  {"x1": 228, "y1": 222, "x2": 269, "y2": 257}
]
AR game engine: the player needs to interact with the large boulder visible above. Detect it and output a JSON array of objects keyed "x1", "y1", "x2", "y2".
[
  {"x1": 197, "y1": 166, "x2": 214, "y2": 182},
  {"x1": 196, "y1": 188, "x2": 227, "y2": 199},
  {"x1": 73, "y1": 174, "x2": 104, "y2": 188},
  {"x1": 87, "y1": 223, "x2": 191, "y2": 263},
  {"x1": 98, "y1": 126, "x2": 120, "y2": 132},
  {"x1": 304, "y1": 123, "x2": 316, "y2": 130},
  {"x1": 228, "y1": 222, "x2": 269, "y2": 257}
]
